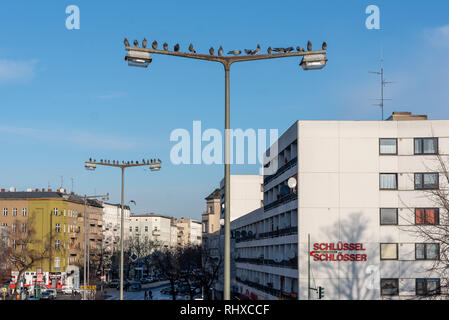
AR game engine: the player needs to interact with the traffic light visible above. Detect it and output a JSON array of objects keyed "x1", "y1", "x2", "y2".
[{"x1": 318, "y1": 286, "x2": 324, "y2": 299}]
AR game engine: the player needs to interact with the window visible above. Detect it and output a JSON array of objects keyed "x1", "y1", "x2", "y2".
[
  {"x1": 22, "y1": 208, "x2": 27, "y2": 216},
  {"x1": 380, "y1": 173, "x2": 398, "y2": 190},
  {"x1": 415, "y1": 209, "x2": 439, "y2": 225},
  {"x1": 12, "y1": 208, "x2": 17, "y2": 216},
  {"x1": 380, "y1": 208, "x2": 398, "y2": 225},
  {"x1": 135, "y1": 226, "x2": 139, "y2": 232},
  {"x1": 3, "y1": 208, "x2": 7, "y2": 216},
  {"x1": 53, "y1": 208, "x2": 58, "y2": 216},
  {"x1": 416, "y1": 278, "x2": 440, "y2": 296},
  {"x1": 414, "y1": 138, "x2": 438, "y2": 155},
  {"x1": 21, "y1": 223, "x2": 26, "y2": 233},
  {"x1": 12, "y1": 224, "x2": 17, "y2": 233},
  {"x1": 381, "y1": 279, "x2": 399, "y2": 296},
  {"x1": 55, "y1": 240, "x2": 60, "y2": 250},
  {"x1": 415, "y1": 173, "x2": 439, "y2": 190},
  {"x1": 379, "y1": 138, "x2": 397, "y2": 155},
  {"x1": 380, "y1": 243, "x2": 398, "y2": 260},
  {"x1": 55, "y1": 223, "x2": 61, "y2": 233},
  {"x1": 416, "y1": 243, "x2": 439, "y2": 260},
  {"x1": 145, "y1": 226, "x2": 148, "y2": 232},
  {"x1": 129, "y1": 226, "x2": 132, "y2": 232}
]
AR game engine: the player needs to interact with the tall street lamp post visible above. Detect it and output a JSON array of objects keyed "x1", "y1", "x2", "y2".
[
  {"x1": 124, "y1": 40, "x2": 328, "y2": 300},
  {"x1": 85, "y1": 158, "x2": 162, "y2": 300},
  {"x1": 82, "y1": 193, "x2": 109, "y2": 300}
]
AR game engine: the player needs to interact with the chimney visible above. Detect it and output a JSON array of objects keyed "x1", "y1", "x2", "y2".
[
  {"x1": 48, "y1": 188, "x2": 52, "y2": 192},
  {"x1": 1, "y1": 189, "x2": 5, "y2": 192},
  {"x1": 35, "y1": 188, "x2": 39, "y2": 192},
  {"x1": 386, "y1": 111, "x2": 428, "y2": 121},
  {"x1": 42, "y1": 188, "x2": 46, "y2": 192}
]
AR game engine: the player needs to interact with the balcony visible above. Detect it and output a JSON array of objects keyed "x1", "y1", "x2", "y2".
[
  {"x1": 235, "y1": 256, "x2": 298, "y2": 269},
  {"x1": 235, "y1": 226, "x2": 297, "y2": 243},
  {"x1": 235, "y1": 277, "x2": 297, "y2": 300},
  {"x1": 264, "y1": 157, "x2": 297, "y2": 185},
  {"x1": 264, "y1": 193, "x2": 297, "y2": 212}
]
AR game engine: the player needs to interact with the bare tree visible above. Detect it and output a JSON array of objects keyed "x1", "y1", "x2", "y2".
[
  {"x1": 400, "y1": 154, "x2": 449, "y2": 299},
  {"x1": 152, "y1": 248, "x2": 181, "y2": 300},
  {"x1": 5, "y1": 218, "x2": 51, "y2": 295}
]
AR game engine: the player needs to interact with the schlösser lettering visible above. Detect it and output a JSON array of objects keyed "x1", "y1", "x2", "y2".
[{"x1": 313, "y1": 253, "x2": 367, "y2": 261}]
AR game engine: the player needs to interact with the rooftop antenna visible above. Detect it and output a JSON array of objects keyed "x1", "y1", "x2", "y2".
[
  {"x1": 369, "y1": 48, "x2": 395, "y2": 120},
  {"x1": 71, "y1": 178, "x2": 74, "y2": 193}
]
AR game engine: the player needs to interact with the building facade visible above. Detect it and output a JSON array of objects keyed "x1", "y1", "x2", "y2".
[
  {"x1": 128, "y1": 213, "x2": 172, "y2": 249},
  {"x1": 202, "y1": 188, "x2": 221, "y2": 248},
  {"x1": 233, "y1": 113, "x2": 449, "y2": 300}
]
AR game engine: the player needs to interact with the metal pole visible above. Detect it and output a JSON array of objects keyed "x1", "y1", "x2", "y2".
[
  {"x1": 120, "y1": 167, "x2": 125, "y2": 300},
  {"x1": 223, "y1": 63, "x2": 231, "y2": 300},
  {"x1": 308, "y1": 233, "x2": 310, "y2": 300},
  {"x1": 87, "y1": 207, "x2": 90, "y2": 288},
  {"x1": 83, "y1": 196, "x2": 87, "y2": 300}
]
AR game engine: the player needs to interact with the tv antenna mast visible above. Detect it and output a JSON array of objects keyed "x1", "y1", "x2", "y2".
[{"x1": 369, "y1": 57, "x2": 394, "y2": 120}]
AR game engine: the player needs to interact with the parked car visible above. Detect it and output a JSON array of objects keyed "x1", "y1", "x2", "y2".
[
  {"x1": 40, "y1": 289, "x2": 56, "y2": 300},
  {"x1": 161, "y1": 287, "x2": 177, "y2": 295},
  {"x1": 109, "y1": 279, "x2": 119, "y2": 288},
  {"x1": 129, "y1": 281, "x2": 142, "y2": 291},
  {"x1": 61, "y1": 286, "x2": 80, "y2": 295}
]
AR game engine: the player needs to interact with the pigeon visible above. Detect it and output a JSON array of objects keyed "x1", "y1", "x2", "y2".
[
  {"x1": 124, "y1": 38, "x2": 130, "y2": 47},
  {"x1": 152, "y1": 40, "x2": 158, "y2": 49},
  {"x1": 244, "y1": 49, "x2": 253, "y2": 55},
  {"x1": 322, "y1": 41, "x2": 327, "y2": 50},
  {"x1": 267, "y1": 47, "x2": 272, "y2": 54},
  {"x1": 296, "y1": 46, "x2": 304, "y2": 52},
  {"x1": 174, "y1": 43, "x2": 180, "y2": 52},
  {"x1": 189, "y1": 43, "x2": 196, "y2": 53},
  {"x1": 227, "y1": 50, "x2": 242, "y2": 56},
  {"x1": 133, "y1": 40, "x2": 139, "y2": 47},
  {"x1": 142, "y1": 38, "x2": 148, "y2": 48},
  {"x1": 285, "y1": 46, "x2": 294, "y2": 53},
  {"x1": 163, "y1": 42, "x2": 168, "y2": 51},
  {"x1": 273, "y1": 48, "x2": 284, "y2": 53},
  {"x1": 209, "y1": 47, "x2": 215, "y2": 55},
  {"x1": 307, "y1": 40, "x2": 312, "y2": 51},
  {"x1": 218, "y1": 46, "x2": 223, "y2": 56},
  {"x1": 252, "y1": 44, "x2": 261, "y2": 55}
]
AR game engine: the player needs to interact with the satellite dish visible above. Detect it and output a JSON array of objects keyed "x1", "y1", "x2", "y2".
[{"x1": 288, "y1": 177, "x2": 297, "y2": 189}]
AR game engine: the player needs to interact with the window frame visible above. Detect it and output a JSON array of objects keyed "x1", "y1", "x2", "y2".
[
  {"x1": 12, "y1": 208, "x2": 17, "y2": 216},
  {"x1": 416, "y1": 278, "x2": 441, "y2": 296},
  {"x1": 379, "y1": 173, "x2": 398, "y2": 190},
  {"x1": 414, "y1": 173, "x2": 439, "y2": 190},
  {"x1": 379, "y1": 138, "x2": 398, "y2": 155},
  {"x1": 380, "y1": 243, "x2": 399, "y2": 260},
  {"x1": 415, "y1": 243, "x2": 440, "y2": 260},
  {"x1": 22, "y1": 208, "x2": 27, "y2": 216},
  {"x1": 3, "y1": 208, "x2": 7, "y2": 216},
  {"x1": 415, "y1": 208, "x2": 440, "y2": 225},
  {"x1": 380, "y1": 208, "x2": 399, "y2": 225},
  {"x1": 380, "y1": 278, "x2": 399, "y2": 296},
  {"x1": 414, "y1": 138, "x2": 438, "y2": 155}
]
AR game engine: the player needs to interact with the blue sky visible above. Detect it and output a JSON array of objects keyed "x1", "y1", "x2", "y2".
[{"x1": 1, "y1": 0, "x2": 449, "y2": 220}]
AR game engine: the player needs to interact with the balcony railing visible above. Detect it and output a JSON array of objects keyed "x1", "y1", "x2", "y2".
[
  {"x1": 235, "y1": 277, "x2": 297, "y2": 300},
  {"x1": 235, "y1": 256, "x2": 298, "y2": 269},
  {"x1": 235, "y1": 226, "x2": 297, "y2": 243},
  {"x1": 264, "y1": 157, "x2": 297, "y2": 185},
  {"x1": 264, "y1": 193, "x2": 298, "y2": 212}
]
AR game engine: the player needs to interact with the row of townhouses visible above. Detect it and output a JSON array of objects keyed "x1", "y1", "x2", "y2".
[
  {"x1": 202, "y1": 112, "x2": 449, "y2": 300},
  {"x1": 0, "y1": 188, "x2": 201, "y2": 291}
]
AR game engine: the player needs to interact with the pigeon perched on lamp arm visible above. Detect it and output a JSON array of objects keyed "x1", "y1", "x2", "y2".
[
  {"x1": 285, "y1": 46, "x2": 294, "y2": 53},
  {"x1": 133, "y1": 40, "x2": 139, "y2": 47},
  {"x1": 163, "y1": 42, "x2": 168, "y2": 51},
  {"x1": 189, "y1": 43, "x2": 196, "y2": 53},
  {"x1": 152, "y1": 40, "x2": 158, "y2": 49},
  {"x1": 272, "y1": 48, "x2": 283, "y2": 53},
  {"x1": 296, "y1": 46, "x2": 304, "y2": 52},
  {"x1": 307, "y1": 40, "x2": 312, "y2": 51},
  {"x1": 322, "y1": 41, "x2": 327, "y2": 50},
  {"x1": 218, "y1": 46, "x2": 224, "y2": 56},
  {"x1": 174, "y1": 43, "x2": 180, "y2": 52},
  {"x1": 253, "y1": 44, "x2": 261, "y2": 55},
  {"x1": 227, "y1": 50, "x2": 242, "y2": 56},
  {"x1": 142, "y1": 38, "x2": 148, "y2": 48},
  {"x1": 124, "y1": 38, "x2": 129, "y2": 47},
  {"x1": 244, "y1": 49, "x2": 252, "y2": 55},
  {"x1": 267, "y1": 47, "x2": 272, "y2": 54},
  {"x1": 209, "y1": 47, "x2": 215, "y2": 55}
]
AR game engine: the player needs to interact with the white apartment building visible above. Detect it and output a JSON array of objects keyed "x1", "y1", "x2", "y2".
[
  {"x1": 233, "y1": 112, "x2": 449, "y2": 300},
  {"x1": 102, "y1": 202, "x2": 130, "y2": 253},
  {"x1": 220, "y1": 175, "x2": 264, "y2": 222},
  {"x1": 128, "y1": 213, "x2": 172, "y2": 249},
  {"x1": 190, "y1": 220, "x2": 202, "y2": 246},
  {"x1": 175, "y1": 218, "x2": 202, "y2": 247}
]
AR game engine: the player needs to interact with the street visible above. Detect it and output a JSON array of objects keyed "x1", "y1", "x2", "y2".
[{"x1": 104, "y1": 284, "x2": 172, "y2": 300}]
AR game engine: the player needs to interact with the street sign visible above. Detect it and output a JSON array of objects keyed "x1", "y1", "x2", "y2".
[{"x1": 80, "y1": 285, "x2": 96, "y2": 290}]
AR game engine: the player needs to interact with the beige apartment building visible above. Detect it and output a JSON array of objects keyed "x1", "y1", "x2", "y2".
[{"x1": 202, "y1": 188, "x2": 221, "y2": 247}]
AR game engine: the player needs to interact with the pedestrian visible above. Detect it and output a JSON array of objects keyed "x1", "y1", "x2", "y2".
[
  {"x1": 148, "y1": 289, "x2": 152, "y2": 300},
  {"x1": 144, "y1": 289, "x2": 147, "y2": 300}
]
